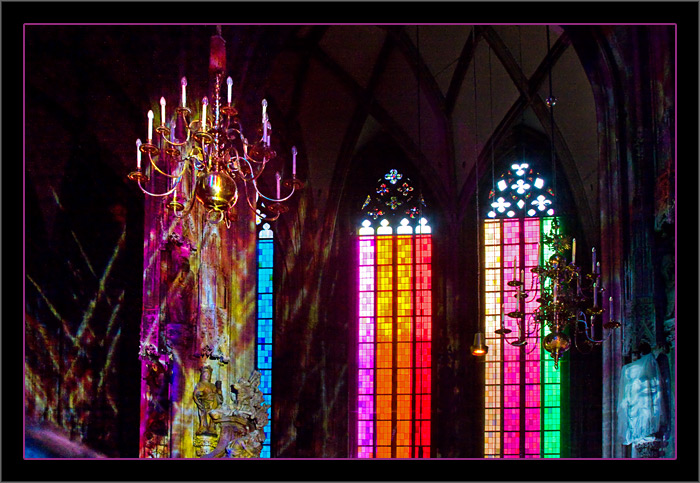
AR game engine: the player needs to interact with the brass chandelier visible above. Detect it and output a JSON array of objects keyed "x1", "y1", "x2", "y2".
[
  {"x1": 128, "y1": 27, "x2": 302, "y2": 226},
  {"x1": 500, "y1": 219, "x2": 620, "y2": 368}
]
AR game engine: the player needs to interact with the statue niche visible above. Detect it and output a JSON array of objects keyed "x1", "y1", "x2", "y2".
[
  {"x1": 193, "y1": 365, "x2": 223, "y2": 435},
  {"x1": 166, "y1": 233, "x2": 196, "y2": 327}
]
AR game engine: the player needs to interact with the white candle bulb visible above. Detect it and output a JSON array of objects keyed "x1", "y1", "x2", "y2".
[
  {"x1": 227, "y1": 76, "x2": 233, "y2": 105},
  {"x1": 181, "y1": 77, "x2": 187, "y2": 107},
  {"x1": 596, "y1": 261, "x2": 601, "y2": 275},
  {"x1": 591, "y1": 247, "x2": 596, "y2": 273},
  {"x1": 292, "y1": 146, "x2": 297, "y2": 176},
  {"x1": 147, "y1": 110, "x2": 154, "y2": 141},
  {"x1": 136, "y1": 138, "x2": 142, "y2": 169},
  {"x1": 160, "y1": 97, "x2": 166, "y2": 126},
  {"x1": 520, "y1": 269, "x2": 524, "y2": 286},
  {"x1": 202, "y1": 97, "x2": 208, "y2": 129},
  {"x1": 609, "y1": 296, "x2": 613, "y2": 319},
  {"x1": 276, "y1": 171, "x2": 281, "y2": 199},
  {"x1": 266, "y1": 121, "x2": 271, "y2": 146},
  {"x1": 571, "y1": 238, "x2": 576, "y2": 264},
  {"x1": 262, "y1": 99, "x2": 268, "y2": 122}
]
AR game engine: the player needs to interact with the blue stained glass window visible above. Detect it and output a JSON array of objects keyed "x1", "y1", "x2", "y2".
[{"x1": 256, "y1": 226, "x2": 274, "y2": 457}]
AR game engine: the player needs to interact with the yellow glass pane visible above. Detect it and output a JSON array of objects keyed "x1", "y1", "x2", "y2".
[
  {"x1": 485, "y1": 245, "x2": 501, "y2": 268},
  {"x1": 377, "y1": 316, "x2": 393, "y2": 342},
  {"x1": 397, "y1": 316, "x2": 412, "y2": 342},
  {"x1": 378, "y1": 265, "x2": 393, "y2": 291},
  {"x1": 484, "y1": 220, "x2": 501, "y2": 245},
  {"x1": 485, "y1": 431, "x2": 501, "y2": 455},
  {"x1": 377, "y1": 291, "x2": 393, "y2": 316},
  {"x1": 485, "y1": 385, "x2": 501, "y2": 408},
  {"x1": 397, "y1": 291, "x2": 413, "y2": 316},
  {"x1": 485, "y1": 268, "x2": 501, "y2": 290},
  {"x1": 485, "y1": 408, "x2": 501, "y2": 430},
  {"x1": 377, "y1": 238, "x2": 393, "y2": 265},
  {"x1": 397, "y1": 236, "x2": 413, "y2": 261},
  {"x1": 484, "y1": 292, "x2": 501, "y2": 315},
  {"x1": 397, "y1": 264, "x2": 413, "y2": 290}
]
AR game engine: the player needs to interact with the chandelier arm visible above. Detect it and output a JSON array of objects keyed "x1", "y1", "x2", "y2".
[
  {"x1": 148, "y1": 152, "x2": 189, "y2": 179},
  {"x1": 240, "y1": 179, "x2": 280, "y2": 221},
  {"x1": 524, "y1": 317, "x2": 540, "y2": 337},
  {"x1": 575, "y1": 315, "x2": 614, "y2": 344},
  {"x1": 159, "y1": 128, "x2": 191, "y2": 148},
  {"x1": 237, "y1": 155, "x2": 265, "y2": 182},
  {"x1": 253, "y1": 177, "x2": 296, "y2": 203},
  {"x1": 136, "y1": 178, "x2": 180, "y2": 197},
  {"x1": 524, "y1": 339, "x2": 539, "y2": 355}
]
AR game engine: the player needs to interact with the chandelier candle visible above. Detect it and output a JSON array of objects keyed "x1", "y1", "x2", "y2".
[
  {"x1": 136, "y1": 139, "x2": 142, "y2": 169},
  {"x1": 160, "y1": 97, "x2": 166, "y2": 126},
  {"x1": 147, "y1": 110, "x2": 154, "y2": 142},
  {"x1": 593, "y1": 283, "x2": 598, "y2": 307},
  {"x1": 202, "y1": 97, "x2": 209, "y2": 130},
  {"x1": 227, "y1": 76, "x2": 233, "y2": 105},
  {"x1": 262, "y1": 100, "x2": 268, "y2": 143},
  {"x1": 181, "y1": 77, "x2": 187, "y2": 107}
]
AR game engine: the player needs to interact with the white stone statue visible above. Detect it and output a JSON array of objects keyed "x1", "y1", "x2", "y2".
[{"x1": 617, "y1": 353, "x2": 666, "y2": 446}]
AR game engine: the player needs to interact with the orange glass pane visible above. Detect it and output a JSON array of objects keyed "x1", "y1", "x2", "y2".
[
  {"x1": 397, "y1": 394, "x2": 412, "y2": 420},
  {"x1": 377, "y1": 343, "x2": 392, "y2": 368},
  {"x1": 377, "y1": 395, "x2": 393, "y2": 420}
]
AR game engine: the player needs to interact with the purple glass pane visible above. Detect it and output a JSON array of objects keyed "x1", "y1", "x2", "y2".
[
  {"x1": 358, "y1": 343, "x2": 375, "y2": 368},
  {"x1": 357, "y1": 395, "x2": 374, "y2": 420},
  {"x1": 358, "y1": 368, "x2": 374, "y2": 394}
]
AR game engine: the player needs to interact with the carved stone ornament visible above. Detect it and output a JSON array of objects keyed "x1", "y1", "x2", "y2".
[{"x1": 200, "y1": 370, "x2": 270, "y2": 458}]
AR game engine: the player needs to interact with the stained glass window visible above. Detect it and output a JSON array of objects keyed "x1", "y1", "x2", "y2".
[
  {"x1": 483, "y1": 163, "x2": 562, "y2": 458},
  {"x1": 256, "y1": 222, "x2": 274, "y2": 458},
  {"x1": 357, "y1": 170, "x2": 431, "y2": 458}
]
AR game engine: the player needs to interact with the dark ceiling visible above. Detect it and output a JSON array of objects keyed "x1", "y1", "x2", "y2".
[{"x1": 26, "y1": 22, "x2": 603, "y2": 247}]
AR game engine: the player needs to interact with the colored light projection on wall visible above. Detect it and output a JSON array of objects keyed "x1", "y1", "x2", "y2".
[
  {"x1": 483, "y1": 217, "x2": 561, "y2": 458},
  {"x1": 257, "y1": 222, "x2": 274, "y2": 458},
  {"x1": 25, "y1": 196, "x2": 134, "y2": 457},
  {"x1": 357, "y1": 218, "x2": 432, "y2": 458}
]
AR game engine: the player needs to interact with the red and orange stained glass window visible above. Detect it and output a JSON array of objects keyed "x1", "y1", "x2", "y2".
[
  {"x1": 357, "y1": 169, "x2": 431, "y2": 458},
  {"x1": 483, "y1": 163, "x2": 562, "y2": 458}
]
